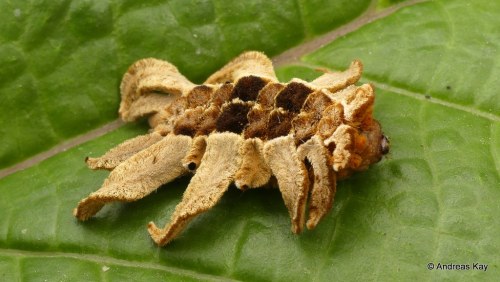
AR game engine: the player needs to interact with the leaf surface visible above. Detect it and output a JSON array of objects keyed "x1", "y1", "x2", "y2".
[{"x1": 0, "y1": 0, "x2": 499, "y2": 281}]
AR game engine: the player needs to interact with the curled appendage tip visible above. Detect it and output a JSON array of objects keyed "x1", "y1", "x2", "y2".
[
  {"x1": 147, "y1": 222, "x2": 170, "y2": 246},
  {"x1": 73, "y1": 197, "x2": 105, "y2": 221},
  {"x1": 147, "y1": 215, "x2": 192, "y2": 246}
]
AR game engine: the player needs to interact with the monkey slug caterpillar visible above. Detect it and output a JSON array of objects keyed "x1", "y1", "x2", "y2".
[{"x1": 74, "y1": 51, "x2": 389, "y2": 246}]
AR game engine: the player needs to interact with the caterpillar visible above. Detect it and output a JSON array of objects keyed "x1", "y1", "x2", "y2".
[{"x1": 74, "y1": 51, "x2": 389, "y2": 246}]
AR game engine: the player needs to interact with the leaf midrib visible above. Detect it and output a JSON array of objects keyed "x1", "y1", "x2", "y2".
[
  {"x1": 273, "y1": 0, "x2": 428, "y2": 66},
  {"x1": 0, "y1": 120, "x2": 125, "y2": 179}
]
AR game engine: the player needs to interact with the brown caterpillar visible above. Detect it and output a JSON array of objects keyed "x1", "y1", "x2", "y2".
[{"x1": 74, "y1": 51, "x2": 389, "y2": 246}]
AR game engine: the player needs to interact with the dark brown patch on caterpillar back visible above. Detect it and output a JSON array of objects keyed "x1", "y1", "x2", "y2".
[
  {"x1": 275, "y1": 82, "x2": 313, "y2": 113},
  {"x1": 187, "y1": 85, "x2": 214, "y2": 108},
  {"x1": 244, "y1": 107, "x2": 270, "y2": 139},
  {"x1": 302, "y1": 91, "x2": 332, "y2": 116},
  {"x1": 292, "y1": 112, "x2": 319, "y2": 144},
  {"x1": 210, "y1": 83, "x2": 234, "y2": 107},
  {"x1": 267, "y1": 110, "x2": 295, "y2": 139},
  {"x1": 215, "y1": 102, "x2": 253, "y2": 134},
  {"x1": 232, "y1": 75, "x2": 268, "y2": 102},
  {"x1": 173, "y1": 107, "x2": 205, "y2": 137},
  {"x1": 195, "y1": 106, "x2": 220, "y2": 136},
  {"x1": 256, "y1": 83, "x2": 284, "y2": 109}
]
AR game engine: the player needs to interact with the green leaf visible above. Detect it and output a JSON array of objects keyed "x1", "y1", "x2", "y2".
[{"x1": 1, "y1": 0, "x2": 499, "y2": 281}]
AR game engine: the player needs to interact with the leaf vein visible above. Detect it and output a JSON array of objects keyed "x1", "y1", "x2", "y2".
[{"x1": 0, "y1": 248, "x2": 241, "y2": 282}]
